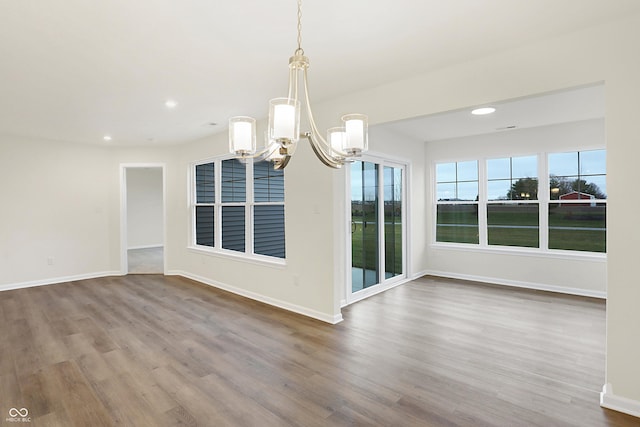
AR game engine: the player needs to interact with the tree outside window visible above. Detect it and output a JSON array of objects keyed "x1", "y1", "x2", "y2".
[{"x1": 548, "y1": 149, "x2": 606, "y2": 252}]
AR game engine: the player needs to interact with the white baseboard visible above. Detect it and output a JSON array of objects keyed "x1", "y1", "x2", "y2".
[
  {"x1": 339, "y1": 271, "x2": 428, "y2": 308},
  {"x1": 600, "y1": 383, "x2": 640, "y2": 418},
  {"x1": 410, "y1": 270, "x2": 429, "y2": 280},
  {"x1": 167, "y1": 270, "x2": 343, "y2": 325},
  {"x1": 344, "y1": 276, "x2": 414, "y2": 307},
  {"x1": 0, "y1": 271, "x2": 122, "y2": 292},
  {"x1": 424, "y1": 270, "x2": 606, "y2": 299},
  {"x1": 1, "y1": 269, "x2": 344, "y2": 324}
]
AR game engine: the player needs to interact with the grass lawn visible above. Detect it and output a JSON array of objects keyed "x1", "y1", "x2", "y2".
[
  {"x1": 352, "y1": 220, "x2": 402, "y2": 273},
  {"x1": 437, "y1": 204, "x2": 605, "y2": 252}
]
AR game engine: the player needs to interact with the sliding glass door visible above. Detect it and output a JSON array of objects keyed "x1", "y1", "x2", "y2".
[
  {"x1": 351, "y1": 161, "x2": 379, "y2": 291},
  {"x1": 384, "y1": 165, "x2": 403, "y2": 280},
  {"x1": 350, "y1": 159, "x2": 405, "y2": 299}
]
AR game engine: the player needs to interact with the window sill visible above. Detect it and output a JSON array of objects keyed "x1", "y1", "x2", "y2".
[
  {"x1": 430, "y1": 242, "x2": 606, "y2": 262},
  {"x1": 187, "y1": 246, "x2": 287, "y2": 269}
]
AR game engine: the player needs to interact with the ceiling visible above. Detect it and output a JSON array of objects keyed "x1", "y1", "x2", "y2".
[
  {"x1": 378, "y1": 84, "x2": 605, "y2": 142},
  {"x1": 0, "y1": 1, "x2": 637, "y2": 146}
]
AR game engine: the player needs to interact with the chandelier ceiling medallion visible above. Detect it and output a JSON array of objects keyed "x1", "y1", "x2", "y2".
[{"x1": 228, "y1": 0, "x2": 368, "y2": 169}]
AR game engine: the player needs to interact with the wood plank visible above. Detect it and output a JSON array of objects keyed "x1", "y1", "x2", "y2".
[
  {"x1": 0, "y1": 274, "x2": 638, "y2": 426},
  {"x1": 92, "y1": 374, "x2": 165, "y2": 426},
  {"x1": 39, "y1": 360, "x2": 112, "y2": 427}
]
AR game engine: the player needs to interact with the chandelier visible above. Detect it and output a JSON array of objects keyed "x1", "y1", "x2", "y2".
[{"x1": 228, "y1": 0, "x2": 368, "y2": 169}]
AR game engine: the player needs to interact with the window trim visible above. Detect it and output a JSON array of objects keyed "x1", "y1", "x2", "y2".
[
  {"x1": 189, "y1": 155, "x2": 286, "y2": 266},
  {"x1": 431, "y1": 240, "x2": 606, "y2": 262},
  {"x1": 433, "y1": 149, "x2": 606, "y2": 256}
]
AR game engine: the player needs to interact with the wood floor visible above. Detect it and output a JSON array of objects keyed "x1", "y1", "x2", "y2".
[
  {"x1": 1, "y1": 275, "x2": 638, "y2": 426},
  {"x1": 127, "y1": 247, "x2": 164, "y2": 274}
]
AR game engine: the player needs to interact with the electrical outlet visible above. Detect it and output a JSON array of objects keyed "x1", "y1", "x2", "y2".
[
  {"x1": 47, "y1": 256, "x2": 55, "y2": 266},
  {"x1": 293, "y1": 275, "x2": 300, "y2": 287}
]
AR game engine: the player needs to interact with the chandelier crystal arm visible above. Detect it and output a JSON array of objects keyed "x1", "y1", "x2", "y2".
[
  {"x1": 230, "y1": 139, "x2": 281, "y2": 161},
  {"x1": 304, "y1": 133, "x2": 342, "y2": 169},
  {"x1": 301, "y1": 67, "x2": 350, "y2": 160},
  {"x1": 273, "y1": 154, "x2": 291, "y2": 170}
]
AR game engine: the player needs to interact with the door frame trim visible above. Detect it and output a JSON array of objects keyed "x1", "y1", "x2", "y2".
[
  {"x1": 119, "y1": 163, "x2": 167, "y2": 275},
  {"x1": 344, "y1": 154, "x2": 410, "y2": 305}
]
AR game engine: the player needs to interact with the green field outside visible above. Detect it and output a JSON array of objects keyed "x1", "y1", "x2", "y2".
[
  {"x1": 488, "y1": 228, "x2": 539, "y2": 248},
  {"x1": 352, "y1": 219, "x2": 402, "y2": 273},
  {"x1": 437, "y1": 203, "x2": 606, "y2": 252},
  {"x1": 487, "y1": 204, "x2": 539, "y2": 247},
  {"x1": 548, "y1": 230, "x2": 606, "y2": 252},
  {"x1": 436, "y1": 204, "x2": 479, "y2": 244}
]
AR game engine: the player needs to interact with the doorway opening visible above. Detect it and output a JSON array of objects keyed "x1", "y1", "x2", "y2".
[{"x1": 120, "y1": 164, "x2": 166, "y2": 275}]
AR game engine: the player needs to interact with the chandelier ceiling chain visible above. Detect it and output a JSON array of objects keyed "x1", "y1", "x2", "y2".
[
  {"x1": 228, "y1": 0, "x2": 368, "y2": 169},
  {"x1": 296, "y1": 0, "x2": 303, "y2": 55}
]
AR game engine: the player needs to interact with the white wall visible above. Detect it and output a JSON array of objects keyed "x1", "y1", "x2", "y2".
[
  {"x1": 0, "y1": 135, "x2": 117, "y2": 288},
  {"x1": 311, "y1": 13, "x2": 640, "y2": 411},
  {"x1": 422, "y1": 119, "x2": 606, "y2": 296},
  {"x1": 165, "y1": 133, "x2": 341, "y2": 323},
  {"x1": 126, "y1": 167, "x2": 163, "y2": 249},
  {"x1": 0, "y1": 140, "x2": 173, "y2": 288}
]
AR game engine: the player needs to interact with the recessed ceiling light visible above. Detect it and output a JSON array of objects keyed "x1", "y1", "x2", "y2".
[
  {"x1": 471, "y1": 107, "x2": 496, "y2": 115},
  {"x1": 103, "y1": 135, "x2": 112, "y2": 141},
  {"x1": 165, "y1": 99, "x2": 177, "y2": 109}
]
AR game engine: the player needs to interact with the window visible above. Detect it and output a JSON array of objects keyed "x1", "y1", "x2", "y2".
[
  {"x1": 435, "y1": 161, "x2": 479, "y2": 244},
  {"x1": 192, "y1": 158, "x2": 285, "y2": 260},
  {"x1": 221, "y1": 159, "x2": 246, "y2": 252},
  {"x1": 253, "y1": 160, "x2": 285, "y2": 258},
  {"x1": 194, "y1": 163, "x2": 215, "y2": 247},
  {"x1": 487, "y1": 155, "x2": 539, "y2": 248},
  {"x1": 548, "y1": 149, "x2": 606, "y2": 252},
  {"x1": 434, "y1": 149, "x2": 606, "y2": 254}
]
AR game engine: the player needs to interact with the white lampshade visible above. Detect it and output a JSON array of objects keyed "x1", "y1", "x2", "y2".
[
  {"x1": 327, "y1": 127, "x2": 346, "y2": 154},
  {"x1": 269, "y1": 98, "x2": 300, "y2": 143},
  {"x1": 229, "y1": 116, "x2": 256, "y2": 154},
  {"x1": 342, "y1": 114, "x2": 368, "y2": 154}
]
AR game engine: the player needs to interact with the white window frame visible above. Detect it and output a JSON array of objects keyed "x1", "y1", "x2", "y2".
[
  {"x1": 485, "y1": 154, "x2": 541, "y2": 249},
  {"x1": 434, "y1": 160, "x2": 480, "y2": 245},
  {"x1": 433, "y1": 149, "x2": 607, "y2": 260},
  {"x1": 189, "y1": 155, "x2": 286, "y2": 267}
]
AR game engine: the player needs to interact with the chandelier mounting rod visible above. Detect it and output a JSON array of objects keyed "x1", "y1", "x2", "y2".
[{"x1": 227, "y1": 0, "x2": 368, "y2": 169}]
